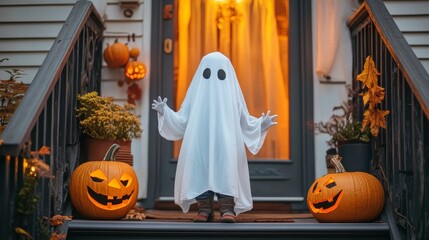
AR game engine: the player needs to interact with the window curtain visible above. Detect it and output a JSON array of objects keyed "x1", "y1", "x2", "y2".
[
  {"x1": 314, "y1": 0, "x2": 359, "y2": 81},
  {"x1": 176, "y1": 0, "x2": 289, "y2": 159}
]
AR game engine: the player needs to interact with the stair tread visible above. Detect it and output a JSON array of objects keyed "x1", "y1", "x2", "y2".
[{"x1": 69, "y1": 209, "x2": 389, "y2": 232}]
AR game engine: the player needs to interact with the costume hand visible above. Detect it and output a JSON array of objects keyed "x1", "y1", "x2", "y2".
[
  {"x1": 152, "y1": 96, "x2": 167, "y2": 115},
  {"x1": 261, "y1": 111, "x2": 278, "y2": 132}
]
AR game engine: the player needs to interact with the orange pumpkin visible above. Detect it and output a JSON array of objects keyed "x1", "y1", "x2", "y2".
[
  {"x1": 70, "y1": 144, "x2": 138, "y2": 219},
  {"x1": 307, "y1": 155, "x2": 385, "y2": 222},
  {"x1": 125, "y1": 60, "x2": 146, "y2": 81},
  {"x1": 129, "y1": 47, "x2": 140, "y2": 59},
  {"x1": 103, "y1": 39, "x2": 130, "y2": 68}
]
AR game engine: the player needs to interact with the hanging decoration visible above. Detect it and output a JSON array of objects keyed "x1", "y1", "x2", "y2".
[
  {"x1": 123, "y1": 45, "x2": 145, "y2": 104},
  {"x1": 215, "y1": 0, "x2": 242, "y2": 30},
  {"x1": 127, "y1": 82, "x2": 142, "y2": 105},
  {"x1": 103, "y1": 39, "x2": 130, "y2": 68},
  {"x1": 104, "y1": 33, "x2": 145, "y2": 104},
  {"x1": 129, "y1": 47, "x2": 140, "y2": 59},
  {"x1": 125, "y1": 60, "x2": 146, "y2": 81}
]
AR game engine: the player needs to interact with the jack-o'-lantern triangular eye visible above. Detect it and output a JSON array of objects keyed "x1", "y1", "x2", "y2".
[
  {"x1": 323, "y1": 177, "x2": 336, "y2": 189},
  {"x1": 90, "y1": 169, "x2": 107, "y2": 182},
  {"x1": 312, "y1": 182, "x2": 319, "y2": 193},
  {"x1": 120, "y1": 173, "x2": 132, "y2": 187}
]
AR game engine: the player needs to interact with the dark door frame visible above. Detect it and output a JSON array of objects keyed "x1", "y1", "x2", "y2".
[{"x1": 143, "y1": 0, "x2": 314, "y2": 210}]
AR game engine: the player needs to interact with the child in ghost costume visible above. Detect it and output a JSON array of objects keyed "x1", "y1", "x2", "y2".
[{"x1": 152, "y1": 52, "x2": 277, "y2": 223}]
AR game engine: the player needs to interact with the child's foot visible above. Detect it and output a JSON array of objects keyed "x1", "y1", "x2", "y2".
[
  {"x1": 218, "y1": 197, "x2": 236, "y2": 223},
  {"x1": 221, "y1": 212, "x2": 236, "y2": 223},
  {"x1": 193, "y1": 211, "x2": 214, "y2": 222},
  {"x1": 193, "y1": 198, "x2": 214, "y2": 222}
]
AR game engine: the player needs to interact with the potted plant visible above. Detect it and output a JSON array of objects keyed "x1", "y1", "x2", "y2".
[
  {"x1": 76, "y1": 91, "x2": 142, "y2": 165},
  {"x1": 314, "y1": 90, "x2": 372, "y2": 172},
  {"x1": 315, "y1": 56, "x2": 389, "y2": 172}
]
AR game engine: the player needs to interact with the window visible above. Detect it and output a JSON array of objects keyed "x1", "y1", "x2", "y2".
[{"x1": 173, "y1": 0, "x2": 290, "y2": 159}]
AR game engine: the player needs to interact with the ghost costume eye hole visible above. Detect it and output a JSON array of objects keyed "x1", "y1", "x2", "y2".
[
  {"x1": 217, "y1": 69, "x2": 226, "y2": 80},
  {"x1": 203, "y1": 68, "x2": 211, "y2": 79}
]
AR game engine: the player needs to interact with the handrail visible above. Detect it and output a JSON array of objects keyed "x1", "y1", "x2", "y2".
[
  {"x1": 0, "y1": 0, "x2": 104, "y2": 155},
  {"x1": 0, "y1": 1, "x2": 104, "y2": 239},
  {"x1": 348, "y1": 0, "x2": 429, "y2": 119},
  {"x1": 348, "y1": 0, "x2": 429, "y2": 239}
]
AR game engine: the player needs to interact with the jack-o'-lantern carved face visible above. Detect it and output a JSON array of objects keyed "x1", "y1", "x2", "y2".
[
  {"x1": 70, "y1": 144, "x2": 139, "y2": 220},
  {"x1": 86, "y1": 168, "x2": 136, "y2": 210},
  {"x1": 307, "y1": 176, "x2": 343, "y2": 214},
  {"x1": 306, "y1": 156, "x2": 385, "y2": 223},
  {"x1": 125, "y1": 60, "x2": 146, "y2": 81}
]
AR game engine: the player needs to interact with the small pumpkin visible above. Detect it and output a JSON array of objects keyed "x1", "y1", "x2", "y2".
[
  {"x1": 70, "y1": 144, "x2": 138, "y2": 219},
  {"x1": 129, "y1": 47, "x2": 140, "y2": 59},
  {"x1": 125, "y1": 60, "x2": 146, "y2": 81},
  {"x1": 103, "y1": 39, "x2": 130, "y2": 68},
  {"x1": 307, "y1": 155, "x2": 385, "y2": 222}
]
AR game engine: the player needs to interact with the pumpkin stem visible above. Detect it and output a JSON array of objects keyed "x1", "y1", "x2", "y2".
[
  {"x1": 103, "y1": 144, "x2": 121, "y2": 161},
  {"x1": 330, "y1": 155, "x2": 346, "y2": 173}
]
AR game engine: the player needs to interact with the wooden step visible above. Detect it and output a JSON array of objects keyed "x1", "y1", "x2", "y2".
[
  {"x1": 68, "y1": 219, "x2": 390, "y2": 240},
  {"x1": 68, "y1": 209, "x2": 390, "y2": 240}
]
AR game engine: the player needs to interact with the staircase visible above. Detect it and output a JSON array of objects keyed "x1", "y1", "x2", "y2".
[
  {"x1": 67, "y1": 219, "x2": 390, "y2": 240},
  {"x1": 384, "y1": 0, "x2": 429, "y2": 73},
  {"x1": 0, "y1": 1, "x2": 104, "y2": 239}
]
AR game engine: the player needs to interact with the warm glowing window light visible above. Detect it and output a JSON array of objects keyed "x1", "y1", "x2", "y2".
[{"x1": 174, "y1": 0, "x2": 290, "y2": 159}]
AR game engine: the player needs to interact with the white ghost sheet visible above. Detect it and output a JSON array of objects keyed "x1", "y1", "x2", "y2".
[{"x1": 157, "y1": 52, "x2": 269, "y2": 215}]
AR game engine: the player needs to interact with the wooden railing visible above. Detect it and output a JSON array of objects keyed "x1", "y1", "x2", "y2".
[
  {"x1": 0, "y1": 1, "x2": 103, "y2": 239},
  {"x1": 348, "y1": 0, "x2": 429, "y2": 239}
]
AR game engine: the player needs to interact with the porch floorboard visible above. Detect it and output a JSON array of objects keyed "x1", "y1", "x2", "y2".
[{"x1": 67, "y1": 209, "x2": 390, "y2": 240}]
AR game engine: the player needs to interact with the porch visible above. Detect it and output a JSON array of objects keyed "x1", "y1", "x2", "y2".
[
  {"x1": 67, "y1": 208, "x2": 390, "y2": 239},
  {"x1": 1, "y1": 0, "x2": 428, "y2": 239},
  {"x1": 66, "y1": 199, "x2": 390, "y2": 238}
]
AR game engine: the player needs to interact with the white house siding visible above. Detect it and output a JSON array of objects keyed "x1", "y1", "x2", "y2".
[
  {"x1": 0, "y1": 0, "x2": 75, "y2": 83},
  {"x1": 384, "y1": 0, "x2": 429, "y2": 74},
  {"x1": 0, "y1": 0, "x2": 151, "y2": 199},
  {"x1": 101, "y1": 0, "x2": 145, "y2": 102},
  {"x1": 311, "y1": 0, "x2": 361, "y2": 179},
  {"x1": 100, "y1": 0, "x2": 151, "y2": 199}
]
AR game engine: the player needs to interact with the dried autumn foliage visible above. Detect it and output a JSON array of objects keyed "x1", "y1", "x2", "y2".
[
  {"x1": 0, "y1": 65, "x2": 28, "y2": 132},
  {"x1": 38, "y1": 145, "x2": 51, "y2": 155},
  {"x1": 15, "y1": 227, "x2": 32, "y2": 239},
  {"x1": 50, "y1": 214, "x2": 72, "y2": 226},
  {"x1": 356, "y1": 56, "x2": 390, "y2": 137},
  {"x1": 50, "y1": 232, "x2": 67, "y2": 240}
]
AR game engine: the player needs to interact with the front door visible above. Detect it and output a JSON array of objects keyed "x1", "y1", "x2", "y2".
[{"x1": 146, "y1": 0, "x2": 314, "y2": 210}]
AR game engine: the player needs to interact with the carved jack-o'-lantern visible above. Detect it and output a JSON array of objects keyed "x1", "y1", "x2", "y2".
[
  {"x1": 307, "y1": 155, "x2": 385, "y2": 223},
  {"x1": 125, "y1": 60, "x2": 146, "y2": 81},
  {"x1": 70, "y1": 144, "x2": 138, "y2": 219}
]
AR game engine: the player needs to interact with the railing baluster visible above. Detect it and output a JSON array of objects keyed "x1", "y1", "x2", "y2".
[
  {"x1": 0, "y1": 1, "x2": 103, "y2": 239},
  {"x1": 348, "y1": 1, "x2": 429, "y2": 239}
]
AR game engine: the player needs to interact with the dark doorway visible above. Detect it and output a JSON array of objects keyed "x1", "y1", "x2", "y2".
[{"x1": 145, "y1": 0, "x2": 314, "y2": 211}]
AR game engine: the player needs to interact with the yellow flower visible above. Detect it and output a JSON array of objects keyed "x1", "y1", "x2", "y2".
[{"x1": 76, "y1": 92, "x2": 142, "y2": 140}]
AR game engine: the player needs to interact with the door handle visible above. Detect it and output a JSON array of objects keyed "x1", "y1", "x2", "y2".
[{"x1": 164, "y1": 38, "x2": 173, "y2": 54}]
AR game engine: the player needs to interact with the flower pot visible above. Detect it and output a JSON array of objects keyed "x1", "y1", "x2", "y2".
[
  {"x1": 337, "y1": 143, "x2": 371, "y2": 172},
  {"x1": 82, "y1": 138, "x2": 133, "y2": 166}
]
